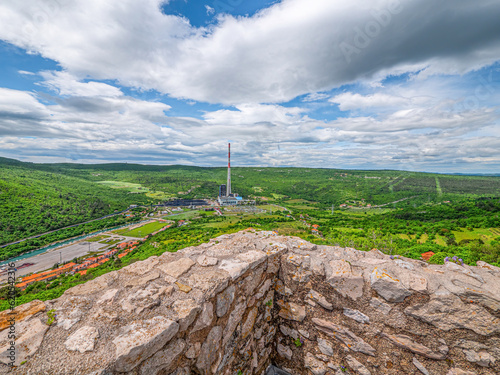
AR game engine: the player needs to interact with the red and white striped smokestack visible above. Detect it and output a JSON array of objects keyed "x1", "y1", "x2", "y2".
[{"x1": 227, "y1": 143, "x2": 231, "y2": 196}]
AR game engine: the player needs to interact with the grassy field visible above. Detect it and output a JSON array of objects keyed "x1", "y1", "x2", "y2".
[
  {"x1": 146, "y1": 191, "x2": 175, "y2": 200},
  {"x1": 97, "y1": 180, "x2": 149, "y2": 193},
  {"x1": 453, "y1": 228, "x2": 499, "y2": 244},
  {"x1": 114, "y1": 221, "x2": 169, "y2": 237},
  {"x1": 87, "y1": 235, "x2": 110, "y2": 242}
]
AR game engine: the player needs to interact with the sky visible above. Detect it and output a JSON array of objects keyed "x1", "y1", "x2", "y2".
[{"x1": 0, "y1": 0, "x2": 499, "y2": 173}]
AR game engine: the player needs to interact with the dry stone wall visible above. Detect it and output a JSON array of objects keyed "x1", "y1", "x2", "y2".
[{"x1": 0, "y1": 230, "x2": 499, "y2": 375}]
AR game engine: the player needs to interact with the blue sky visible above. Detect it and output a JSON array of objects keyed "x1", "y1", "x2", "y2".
[{"x1": 0, "y1": 0, "x2": 499, "y2": 172}]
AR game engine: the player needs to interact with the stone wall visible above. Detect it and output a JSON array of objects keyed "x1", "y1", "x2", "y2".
[{"x1": 0, "y1": 230, "x2": 499, "y2": 375}]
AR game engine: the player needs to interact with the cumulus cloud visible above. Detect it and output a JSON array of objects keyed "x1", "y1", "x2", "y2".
[
  {"x1": 40, "y1": 71, "x2": 123, "y2": 97},
  {"x1": 0, "y1": 0, "x2": 499, "y2": 104},
  {"x1": 0, "y1": 84, "x2": 498, "y2": 172}
]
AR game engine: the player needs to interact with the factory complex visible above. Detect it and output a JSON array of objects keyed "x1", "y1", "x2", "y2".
[{"x1": 217, "y1": 143, "x2": 255, "y2": 206}]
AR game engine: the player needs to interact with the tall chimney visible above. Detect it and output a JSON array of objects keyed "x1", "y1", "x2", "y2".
[{"x1": 227, "y1": 143, "x2": 231, "y2": 196}]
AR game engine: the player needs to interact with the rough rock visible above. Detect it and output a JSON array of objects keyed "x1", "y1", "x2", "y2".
[
  {"x1": 369, "y1": 297, "x2": 392, "y2": 314},
  {"x1": 412, "y1": 357, "x2": 430, "y2": 375},
  {"x1": 197, "y1": 255, "x2": 218, "y2": 266},
  {"x1": 345, "y1": 355, "x2": 371, "y2": 375},
  {"x1": 278, "y1": 301, "x2": 306, "y2": 322},
  {"x1": 446, "y1": 368, "x2": 477, "y2": 375},
  {"x1": 277, "y1": 344, "x2": 292, "y2": 360},
  {"x1": 172, "y1": 299, "x2": 201, "y2": 332},
  {"x1": 113, "y1": 317, "x2": 179, "y2": 372},
  {"x1": 218, "y1": 259, "x2": 250, "y2": 280},
  {"x1": 140, "y1": 339, "x2": 185, "y2": 375},
  {"x1": 304, "y1": 352, "x2": 327, "y2": 375},
  {"x1": 317, "y1": 338, "x2": 334, "y2": 356},
  {"x1": 312, "y1": 318, "x2": 376, "y2": 356},
  {"x1": 370, "y1": 267, "x2": 412, "y2": 302},
  {"x1": 64, "y1": 326, "x2": 99, "y2": 353},
  {"x1": 216, "y1": 285, "x2": 236, "y2": 317},
  {"x1": 327, "y1": 260, "x2": 364, "y2": 300},
  {"x1": 196, "y1": 326, "x2": 222, "y2": 373},
  {"x1": 157, "y1": 257, "x2": 195, "y2": 279},
  {"x1": 242, "y1": 307, "x2": 258, "y2": 339},
  {"x1": 343, "y1": 308, "x2": 370, "y2": 324},
  {"x1": 381, "y1": 333, "x2": 446, "y2": 360},
  {"x1": 0, "y1": 300, "x2": 45, "y2": 331},
  {"x1": 191, "y1": 302, "x2": 214, "y2": 334},
  {"x1": 0, "y1": 318, "x2": 48, "y2": 366},
  {"x1": 463, "y1": 349, "x2": 495, "y2": 367},
  {"x1": 308, "y1": 289, "x2": 333, "y2": 310},
  {"x1": 223, "y1": 302, "x2": 246, "y2": 346},
  {"x1": 405, "y1": 294, "x2": 500, "y2": 336}
]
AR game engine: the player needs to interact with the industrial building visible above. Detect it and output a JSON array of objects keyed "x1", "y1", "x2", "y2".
[{"x1": 218, "y1": 143, "x2": 254, "y2": 206}]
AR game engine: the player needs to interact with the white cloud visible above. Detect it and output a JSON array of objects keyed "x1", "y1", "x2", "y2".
[
  {"x1": 0, "y1": 0, "x2": 499, "y2": 104},
  {"x1": 18, "y1": 70, "x2": 35, "y2": 75},
  {"x1": 330, "y1": 92, "x2": 414, "y2": 111},
  {"x1": 205, "y1": 5, "x2": 215, "y2": 15},
  {"x1": 40, "y1": 71, "x2": 123, "y2": 97},
  {"x1": 302, "y1": 92, "x2": 330, "y2": 102}
]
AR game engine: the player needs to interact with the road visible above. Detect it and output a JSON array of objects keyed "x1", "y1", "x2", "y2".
[{"x1": 0, "y1": 233, "x2": 139, "y2": 283}]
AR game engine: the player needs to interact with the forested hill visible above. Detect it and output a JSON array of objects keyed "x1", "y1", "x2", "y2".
[
  {"x1": 0, "y1": 160, "x2": 151, "y2": 245},
  {"x1": 1, "y1": 157, "x2": 500, "y2": 245}
]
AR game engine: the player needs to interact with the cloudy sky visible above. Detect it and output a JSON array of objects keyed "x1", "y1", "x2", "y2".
[{"x1": 0, "y1": 0, "x2": 499, "y2": 172}]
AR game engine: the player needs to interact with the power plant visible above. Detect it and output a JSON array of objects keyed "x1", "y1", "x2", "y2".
[{"x1": 217, "y1": 143, "x2": 254, "y2": 206}]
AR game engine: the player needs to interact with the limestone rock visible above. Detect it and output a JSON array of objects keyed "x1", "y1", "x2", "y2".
[
  {"x1": 222, "y1": 302, "x2": 246, "y2": 346},
  {"x1": 370, "y1": 267, "x2": 412, "y2": 302},
  {"x1": 65, "y1": 271, "x2": 117, "y2": 296},
  {"x1": 405, "y1": 294, "x2": 500, "y2": 336},
  {"x1": 236, "y1": 250, "x2": 268, "y2": 269},
  {"x1": 317, "y1": 337, "x2": 334, "y2": 356},
  {"x1": 122, "y1": 257, "x2": 159, "y2": 275},
  {"x1": 381, "y1": 333, "x2": 446, "y2": 360},
  {"x1": 124, "y1": 270, "x2": 160, "y2": 287},
  {"x1": 345, "y1": 355, "x2": 371, "y2": 375},
  {"x1": 113, "y1": 317, "x2": 179, "y2": 372},
  {"x1": 343, "y1": 308, "x2": 370, "y2": 324},
  {"x1": 277, "y1": 343, "x2": 292, "y2": 360},
  {"x1": 369, "y1": 297, "x2": 392, "y2": 314},
  {"x1": 186, "y1": 268, "x2": 230, "y2": 298},
  {"x1": 158, "y1": 257, "x2": 195, "y2": 279},
  {"x1": 280, "y1": 324, "x2": 299, "y2": 339},
  {"x1": 64, "y1": 326, "x2": 99, "y2": 353},
  {"x1": 304, "y1": 352, "x2": 327, "y2": 375},
  {"x1": 192, "y1": 302, "x2": 214, "y2": 334},
  {"x1": 308, "y1": 289, "x2": 333, "y2": 310},
  {"x1": 463, "y1": 349, "x2": 495, "y2": 367},
  {"x1": 185, "y1": 342, "x2": 201, "y2": 359},
  {"x1": 312, "y1": 318, "x2": 376, "y2": 356},
  {"x1": 196, "y1": 326, "x2": 222, "y2": 373},
  {"x1": 242, "y1": 307, "x2": 258, "y2": 339},
  {"x1": 446, "y1": 368, "x2": 477, "y2": 375},
  {"x1": 218, "y1": 259, "x2": 250, "y2": 280},
  {"x1": 140, "y1": 339, "x2": 185, "y2": 375},
  {"x1": 172, "y1": 299, "x2": 201, "y2": 331},
  {"x1": 96, "y1": 289, "x2": 119, "y2": 305},
  {"x1": 197, "y1": 254, "x2": 218, "y2": 266},
  {"x1": 0, "y1": 300, "x2": 45, "y2": 331},
  {"x1": 216, "y1": 285, "x2": 236, "y2": 317},
  {"x1": 278, "y1": 301, "x2": 306, "y2": 322},
  {"x1": 412, "y1": 357, "x2": 430, "y2": 375},
  {"x1": 327, "y1": 260, "x2": 364, "y2": 300},
  {"x1": 0, "y1": 317, "x2": 48, "y2": 366}
]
